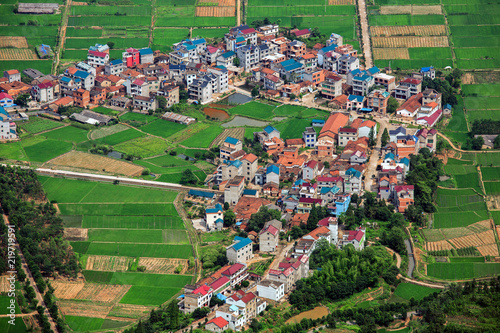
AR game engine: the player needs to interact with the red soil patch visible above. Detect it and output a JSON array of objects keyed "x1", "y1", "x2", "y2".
[{"x1": 203, "y1": 107, "x2": 230, "y2": 121}]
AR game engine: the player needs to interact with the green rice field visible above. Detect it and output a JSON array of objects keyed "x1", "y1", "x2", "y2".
[
  {"x1": 481, "y1": 167, "x2": 500, "y2": 181},
  {"x1": 19, "y1": 118, "x2": 64, "y2": 134},
  {"x1": 42, "y1": 126, "x2": 90, "y2": 143},
  {"x1": 434, "y1": 188, "x2": 488, "y2": 228},
  {"x1": 82, "y1": 215, "x2": 184, "y2": 229},
  {"x1": 427, "y1": 263, "x2": 500, "y2": 280},
  {"x1": 393, "y1": 283, "x2": 440, "y2": 301},
  {"x1": 179, "y1": 125, "x2": 224, "y2": 148},
  {"x1": 229, "y1": 101, "x2": 277, "y2": 120},
  {"x1": 139, "y1": 120, "x2": 187, "y2": 139}
]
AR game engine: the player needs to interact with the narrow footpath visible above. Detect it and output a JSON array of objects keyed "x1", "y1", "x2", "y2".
[
  {"x1": 2, "y1": 214, "x2": 59, "y2": 332},
  {"x1": 357, "y1": 0, "x2": 373, "y2": 68}
]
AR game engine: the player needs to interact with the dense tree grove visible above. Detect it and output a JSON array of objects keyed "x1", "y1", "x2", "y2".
[
  {"x1": 422, "y1": 69, "x2": 462, "y2": 107},
  {"x1": 470, "y1": 119, "x2": 500, "y2": 135},
  {"x1": 0, "y1": 166, "x2": 79, "y2": 278},
  {"x1": 405, "y1": 149, "x2": 442, "y2": 215},
  {"x1": 290, "y1": 245, "x2": 395, "y2": 310},
  {"x1": 245, "y1": 206, "x2": 282, "y2": 233}
]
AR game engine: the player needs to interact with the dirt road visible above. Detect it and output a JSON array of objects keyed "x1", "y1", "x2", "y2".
[
  {"x1": 357, "y1": 0, "x2": 373, "y2": 68},
  {"x1": 237, "y1": 0, "x2": 241, "y2": 26},
  {"x1": 53, "y1": 0, "x2": 72, "y2": 74},
  {"x1": 2, "y1": 214, "x2": 59, "y2": 332},
  {"x1": 364, "y1": 116, "x2": 389, "y2": 192}
]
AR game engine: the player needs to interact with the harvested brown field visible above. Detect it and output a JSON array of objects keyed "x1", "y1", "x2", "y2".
[
  {"x1": 372, "y1": 36, "x2": 449, "y2": 48},
  {"x1": 373, "y1": 48, "x2": 409, "y2": 59},
  {"x1": 198, "y1": 0, "x2": 235, "y2": 4},
  {"x1": 86, "y1": 255, "x2": 132, "y2": 272},
  {"x1": 64, "y1": 228, "x2": 88, "y2": 241},
  {"x1": 0, "y1": 37, "x2": 28, "y2": 48},
  {"x1": 138, "y1": 258, "x2": 189, "y2": 274},
  {"x1": 52, "y1": 280, "x2": 85, "y2": 299},
  {"x1": 196, "y1": 6, "x2": 234, "y2": 17},
  {"x1": 211, "y1": 127, "x2": 244, "y2": 148},
  {"x1": 462, "y1": 73, "x2": 475, "y2": 85},
  {"x1": 380, "y1": 5, "x2": 441, "y2": 15},
  {"x1": 109, "y1": 304, "x2": 153, "y2": 319},
  {"x1": 476, "y1": 244, "x2": 499, "y2": 257},
  {"x1": 0, "y1": 48, "x2": 37, "y2": 60},
  {"x1": 441, "y1": 227, "x2": 473, "y2": 239},
  {"x1": 425, "y1": 240, "x2": 453, "y2": 251},
  {"x1": 467, "y1": 220, "x2": 492, "y2": 233},
  {"x1": 203, "y1": 107, "x2": 230, "y2": 121},
  {"x1": 0, "y1": 275, "x2": 10, "y2": 293},
  {"x1": 59, "y1": 299, "x2": 113, "y2": 318},
  {"x1": 75, "y1": 283, "x2": 131, "y2": 303},
  {"x1": 449, "y1": 234, "x2": 484, "y2": 249},
  {"x1": 370, "y1": 25, "x2": 446, "y2": 37},
  {"x1": 476, "y1": 230, "x2": 496, "y2": 245},
  {"x1": 328, "y1": 0, "x2": 354, "y2": 4},
  {"x1": 47, "y1": 151, "x2": 144, "y2": 176}
]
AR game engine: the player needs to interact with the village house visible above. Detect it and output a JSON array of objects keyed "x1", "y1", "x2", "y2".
[
  {"x1": 338, "y1": 127, "x2": 358, "y2": 147},
  {"x1": 257, "y1": 280, "x2": 285, "y2": 302},
  {"x1": 206, "y1": 317, "x2": 230, "y2": 333},
  {"x1": 0, "y1": 93, "x2": 14, "y2": 107},
  {"x1": 315, "y1": 113, "x2": 349, "y2": 157},
  {"x1": 241, "y1": 153, "x2": 258, "y2": 182},
  {"x1": 415, "y1": 128, "x2": 437, "y2": 152},
  {"x1": 133, "y1": 95, "x2": 156, "y2": 111},
  {"x1": 220, "y1": 137, "x2": 243, "y2": 160},
  {"x1": 339, "y1": 227, "x2": 365, "y2": 250},
  {"x1": 3, "y1": 70, "x2": 21, "y2": 83},
  {"x1": 0, "y1": 107, "x2": 17, "y2": 140},
  {"x1": 226, "y1": 236, "x2": 253, "y2": 264},
  {"x1": 394, "y1": 185, "x2": 414, "y2": 213},
  {"x1": 367, "y1": 89, "x2": 390, "y2": 114},
  {"x1": 224, "y1": 176, "x2": 245, "y2": 205},
  {"x1": 183, "y1": 284, "x2": 213, "y2": 313}
]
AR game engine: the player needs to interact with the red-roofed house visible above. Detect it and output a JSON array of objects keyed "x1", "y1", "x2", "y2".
[
  {"x1": 297, "y1": 197, "x2": 322, "y2": 214},
  {"x1": 0, "y1": 92, "x2": 14, "y2": 107},
  {"x1": 341, "y1": 227, "x2": 365, "y2": 250},
  {"x1": 221, "y1": 263, "x2": 249, "y2": 287},
  {"x1": 416, "y1": 128, "x2": 437, "y2": 151},
  {"x1": 259, "y1": 225, "x2": 279, "y2": 252},
  {"x1": 130, "y1": 78, "x2": 149, "y2": 96},
  {"x1": 316, "y1": 113, "x2": 349, "y2": 157},
  {"x1": 32, "y1": 81, "x2": 54, "y2": 102},
  {"x1": 397, "y1": 92, "x2": 423, "y2": 118},
  {"x1": 416, "y1": 109, "x2": 442, "y2": 128},
  {"x1": 268, "y1": 267, "x2": 295, "y2": 293},
  {"x1": 3, "y1": 70, "x2": 20, "y2": 83},
  {"x1": 87, "y1": 50, "x2": 109, "y2": 66},
  {"x1": 206, "y1": 317, "x2": 230, "y2": 332},
  {"x1": 291, "y1": 28, "x2": 310, "y2": 38},
  {"x1": 303, "y1": 160, "x2": 319, "y2": 180},
  {"x1": 209, "y1": 276, "x2": 231, "y2": 295},
  {"x1": 226, "y1": 291, "x2": 258, "y2": 320},
  {"x1": 241, "y1": 153, "x2": 258, "y2": 182},
  {"x1": 183, "y1": 284, "x2": 213, "y2": 313},
  {"x1": 394, "y1": 185, "x2": 414, "y2": 213}
]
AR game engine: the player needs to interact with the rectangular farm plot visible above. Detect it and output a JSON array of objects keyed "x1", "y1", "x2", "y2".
[
  {"x1": 372, "y1": 36, "x2": 449, "y2": 48},
  {"x1": 23, "y1": 139, "x2": 73, "y2": 163},
  {"x1": 229, "y1": 101, "x2": 276, "y2": 120},
  {"x1": 373, "y1": 48, "x2": 409, "y2": 59},
  {"x1": 369, "y1": 14, "x2": 444, "y2": 26},
  {"x1": 87, "y1": 229, "x2": 164, "y2": 243},
  {"x1": 180, "y1": 125, "x2": 224, "y2": 148},
  {"x1": 162, "y1": 229, "x2": 189, "y2": 244},
  {"x1": 371, "y1": 25, "x2": 446, "y2": 36},
  {"x1": 393, "y1": 283, "x2": 440, "y2": 301},
  {"x1": 20, "y1": 117, "x2": 64, "y2": 134},
  {"x1": 65, "y1": 316, "x2": 104, "y2": 332},
  {"x1": 110, "y1": 271, "x2": 192, "y2": 288},
  {"x1": 484, "y1": 182, "x2": 500, "y2": 196},
  {"x1": 481, "y1": 167, "x2": 500, "y2": 181},
  {"x1": 86, "y1": 243, "x2": 192, "y2": 258},
  {"x1": 139, "y1": 119, "x2": 187, "y2": 139},
  {"x1": 114, "y1": 135, "x2": 169, "y2": 158},
  {"x1": 82, "y1": 215, "x2": 184, "y2": 229},
  {"x1": 59, "y1": 203, "x2": 178, "y2": 216},
  {"x1": 42, "y1": 126, "x2": 89, "y2": 143},
  {"x1": 93, "y1": 128, "x2": 145, "y2": 146},
  {"x1": 119, "y1": 286, "x2": 181, "y2": 306},
  {"x1": 427, "y1": 263, "x2": 500, "y2": 280}
]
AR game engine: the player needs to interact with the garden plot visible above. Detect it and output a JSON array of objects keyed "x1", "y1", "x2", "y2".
[
  {"x1": 63, "y1": 228, "x2": 88, "y2": 241},
  {"x1": 425, "y1": 240, "x2": 453, "y2": 251},
  {"x1": 196, "y1": 7, "x2": 235, "y2": 17},
  {"x1": 51, "y1": 281, "x2": 85, "y2": 300},
  {"x1": 74, "y1": 283, "x2": 131, "y2": 303},
  {"x1": 370, "y1": 25, "x2": 446, "y2": 36},
  {"x1": 85, "y1": 255, "x2": 132, "y2": 272},
  {"x1": 373, "y1": 48, "x2": 409, "y2": 59},
  {"x1": 138, "y1": 258, "x2": 190, "y2": 274},
  {"x1": 211, "y1": 128, "x2": 245, "y2": 148},
  {"x1": 59, "y1": 299, "x2": 113, "y2": 319},
  {"x1": 47, "y1": 151, "x2": 145, "y2": 176},
  {"x1": 0, "y1": 48, "x2": 37, "y2": 60},
  {"x1": 0, "y1": 37, "x2": 28, "y2": 48},
  {"x1": 108, "y1": 304, "x2": 153, "y2": 320},
  {"x1": 372, "y1": 36, "x2": 449, "y2": 48},
  {"x1": 476, "y1": 244, "x2": 499, "y2": 257}
]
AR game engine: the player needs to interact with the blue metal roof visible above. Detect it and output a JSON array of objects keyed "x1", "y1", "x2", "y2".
[
  {"x1": 421, "y1": 66, "x2": 434, "y2": 72},
  {"x1": 206, "y1": 203, "x2": 223, "y2": 214},
  {"x1": 400, "y1": 157, "x2": 410, "y2": 166},
  {"x1": 384, "y1": 153, "x2": 395, "y2": 160},
  {"x1": 243, "y1": 189, "x2": 257, "y2": 196},
  {"x1": 444, "y1": 103, "x2": 451, "y2": 109},
  {"x1": 266, "y1": 165, "x2": 279, "y2": 175},
  {"x1": 312, "y1": 119, "x2": 325, "y2": 124},
  {"x1": 110, "y1": 59, "x2": 122, "y2": 65},
  {"x1": 0, "y1": 106, "x2": 8, "y2": 117},
  {"x1": 217, "y1": 293, "x2": 226, "y2": 301},
  {"x1": 367, "y1": 66, "x2": 380, "y2": 75},
  {"x1": 283, "y1": 62, "x2": 303, "y2": 72},
  {"x1": 346, "y1": 168, "x2": 361, "y2": 178},
  {"x1": 189, "y1": 189, "x2": 215, "y2": 199},
  {"x1": 264, "y1": 125, "x2": 278, "y2": 134},
  {"x1": 350, "y1": 69, "x2": 361, "y2": 76},
  {"x1": 359, "y1": 108, "x2": 373, "y2": 112},
  {"x1": 74, "y1": 70, "x2": 89, "y2": 79},
  {"x1": 225, "y1": 136, "x2": 239, "y2": 145},
  {"x1": 60, "y1": 76, "x2": 71, "y2": 83},
  {"x1": 230, "y1": 160, "x2": 242, "y2": 168},
  {"x1": 280, "y1": 59, "x2": 296, "y2": 67},
  {"x1": 221, "y1": 51, "x2": 235, "y2": 58},
  {"x1": 232, "y1": 236, "x2": 252, "y2": 251},
  {"x1": 348, "y1": 95, "x2": 364, "y2": 102},
  {"x1": 320, "y1": 45, "x2": 336, "y2": 53},
  {"x1": 192, "y1": 38, "x2": 206, "y2": 45},
  {"x1": 354, "y1": 74, "x2": 373, "y2": 82},
  {"x1": 320, "y1": 186, "x2": 340, "y2": 195}
]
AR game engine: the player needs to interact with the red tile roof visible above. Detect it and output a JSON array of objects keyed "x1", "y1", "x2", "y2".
[
  {"x1": 207, "y1": 317, "x2": 229, "y2": 329},
  {"x1": 222, "y1": 263, "x2": 245, "y2": 276},
  {"x1": 299, "y1": 197, "x2": 322, "y2": 204},
  {"x1": 347, "y1": 229, "x2": 364, "y2": 242},
  {"x1": 5, "y1": 70, "x2": 19, "y2": 75},
  {"x1": 88, "y1": 50, "x2": 107, "y2": 58},
  {"x1": 193, "y1": 284, "x2": 211, "y2": 296},
  {"x1": 394, "y1": 185, "x2": 414, "y2": 193},
  {"x1": 0, "y1": 92, "x2": 13, "y2": 100},
  {"x1": 319, "y1": 113, "x2": 349, "y2": 140},
  {"x1": 242, "y1": 153, "x2": 258, "y2": 163},
  {"x1": 402, "y1": 78, "x2": 421, "y2": 85},
  {"x1": 209, "y1": 276, "x2": 230, "y2": 291},
  {"x1": 293, "y1": 29, "x2": 310, "y2": 37},
  {"x1": 318, "y1": 217, "x2": 337, "y2": 226},
  {"x1": 305, "y1": 160, "x2": 317, "y2": 169},
  {"x1": 241, "y1": 28, "x2": 256, "y2": 34}
]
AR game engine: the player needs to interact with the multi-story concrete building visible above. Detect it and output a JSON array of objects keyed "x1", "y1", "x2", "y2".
[
  {"x1": 220, "y1": 136, "x2": 243, "y2": 160},
  {"x1": 302, "y1": 126, "x2": 316, "y2": 148},
  {"x1": 226, "y1": 236, "x2": 253, "y2": 264},
  {"x1": 183, "y1": 284, "x2": 213, "y2": 313},
  {"x1": 241, "y1": 153, "x2": 258, "y2": 182},
  {"x1": 73, "y1": 88, "x2": 90, "y2": 108},
  {"x1": 236, "y1": 45, "x2": 260, "y2": 70},
  {"x1": 367, "y1": 89, "x2": 390, "y2": 114},
  {"x1": 257, "y1": 280, "x2": 284, "y2": 301},
  {"x1": 374, "y1": 73, "x2": 396, "y2": 92},
  {"x1": 105, "y1": 59, "x2": 125, "y2": 76},
  {"x1": 0, "y1": 106, "x2": 17, "y2": 140},
  {"x1": 3, "y1": 70, "x2": 21, "y2": 83},
  {"x1": 224, "y1": 175, "x2": 245, "y2": 205},
  {"x1": 320, "y1": 73, "x2": 342, "y2": 99},
  {"x1": 87, "y1": 50, "x2": 109, "y2": 67},
  {"x1": 259, "y1": 223, "x2": 279, "y2": 252},
  {"x1": 31, "y1": 81, "x2": 54, "y2": 102},
  {"x1": 133, "y1": 95, "x2": 157, "y2": 111}
]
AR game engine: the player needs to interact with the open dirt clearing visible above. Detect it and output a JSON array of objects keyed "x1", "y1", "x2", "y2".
[
  {"x1": 0, "y1": 275, "x2": 11, "y2": 292},
  {"x1": 370, "y1": 25, "x2": 446, "y2": 37},
  {"x1": 47, "y1": 151, "x2": 144, "y2": 176},
  {"x1": 64, "y1": 228, "x2": 88, "y2": 241},
  {"x1": 372, "y1": 36, "x2": 449, "y2": 48},
  {"x1": 86, "y1": 255, "x2": 132, "y2": 272},
  {"x1": 373, "y1": 48, "x2": 409, "y2": 59},
  {"x1": 52, "y1": 280, "x2": 85, "y2": 299},
  {"x1": 380, "y1": 5, "x2": 441, "y2": 15}
]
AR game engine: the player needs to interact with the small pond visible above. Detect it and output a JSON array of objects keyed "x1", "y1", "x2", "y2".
[
  {"x1": 285, "y1": 306, "x2": 329, "y2": 324},
  {"x1": 228, "y1": 93, "x2": 253, "y2": 104},
  {"x1": 203, "y1": 107, "x2": 230, "y2": 121},
  {"x1": 178, "y1": 154, "x2": 195, "y2": 161}
]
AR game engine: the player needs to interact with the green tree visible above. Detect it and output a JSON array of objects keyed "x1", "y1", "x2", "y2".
[
  {"x1": 381, "y1": 128, "x2": 389, "y2": 147},
  {"x1": 233, "y1": 57, "x2": 240, "y2": 67},
  {"x1": 14, "y1": 93, "x2": 30, "y2": 107},
  {"x1": 223, "y1": 209, "x2": 236, "y2": 227},
  {"x1": 368, "y1": 126, "x2": 376, "y2": 147},
  {"x1": 386, "y1": 96, "x2": 399, "y2": 114},
  {"x1": 179, "y1": 169, "x2": 198, "y2": 186},
  {"x1": 494, "y1": 135, "x2": 500, "y2": 149},
  {"x1": 107, "y1": 41, "x2": 115, "y2": 49},
  {"x1": 251, "y1": 85, "x2": 260, "y2": 97},
  {"x1": 156, "y1": 96, "x2": 167, "y2": 109},
  {"x1": 323, "y1": 161, "x2": 330, "y2": 169}
]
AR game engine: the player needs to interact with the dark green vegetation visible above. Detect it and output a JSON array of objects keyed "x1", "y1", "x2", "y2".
[
  {"x1": 427, "y1": 263, "x2": 500, "y2": 280},
  {"x1": 393, "y1": 283, "x2": 440, "y2": 301},
  {"x1": 434, "y1": 188, "x2": 488, "y2": 228}
]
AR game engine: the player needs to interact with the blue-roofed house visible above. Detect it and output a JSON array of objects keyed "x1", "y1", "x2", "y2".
[
  {"x1": 384, "y1": 152, "x2": 395, "y2": 163},
  {"x1": 312, "y1": 119, "x2": 325, "y2": 127},
  {"x1": 266, "y1": 164, "x2": 280, "y2": 185},
  {"x1": 0, "y1": 106, "x2": 17, "y2": 140},
  {"x1": 318, "y1": 44, "x2": 337, "y2": 66},
  {"x1": 420, "y1": 66, "x2": 435, "y2": 79},
  {"x1": 276, "y1": 58, "x2": 304, "y2": 81},
  {"x1": 59, "y1": 76, "x2": 81, "y2": 92},
  {"x1": 334, "y1": 193, "x2": 352, "y2": 217},
  {"x1": 220, "y1": 136, "x2": 243, "y2": 160},
  {"x1": 217, "y1": 51, "x2": 236, "y2": 67},
  {"x1": 255, "y1": 125, "x2": 280, "y2": 143},
  {"x1": 72, "y1": 70, "x2": 94, "y2": 90},
  {"x1": 347, "y1": 95, "x2": 365, "y2": 111},
  {"x1": 443, "y1": 103, "x2": 452, "y2": 117},
  {"x1": 226, "y1": 236, "x2": 253, "y2": 264},
  {"x1": 216, "y1": 159, "x2": 243, "y2": 184},
  {"x1": 366, "y1": 66, "x2": 380, "y2": 75},
  {"x1": 105, "y1": 58, "x2": 125, "y2": 76},
  {"x1": 352, "y1": 73, "x2": 374, "y2": 96},
  {"x1": 344, "y1": 168, "x2": 362, "y2": 193},
  {"x1": 242, "y1": 189, "x2": 258, "y2": 198},
  {"x1": 320, "y1": 185, "x2": 341, "y2": 203},
  {"x1": 206, "y1": 203, "x2": 223, "y2": 230}
]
